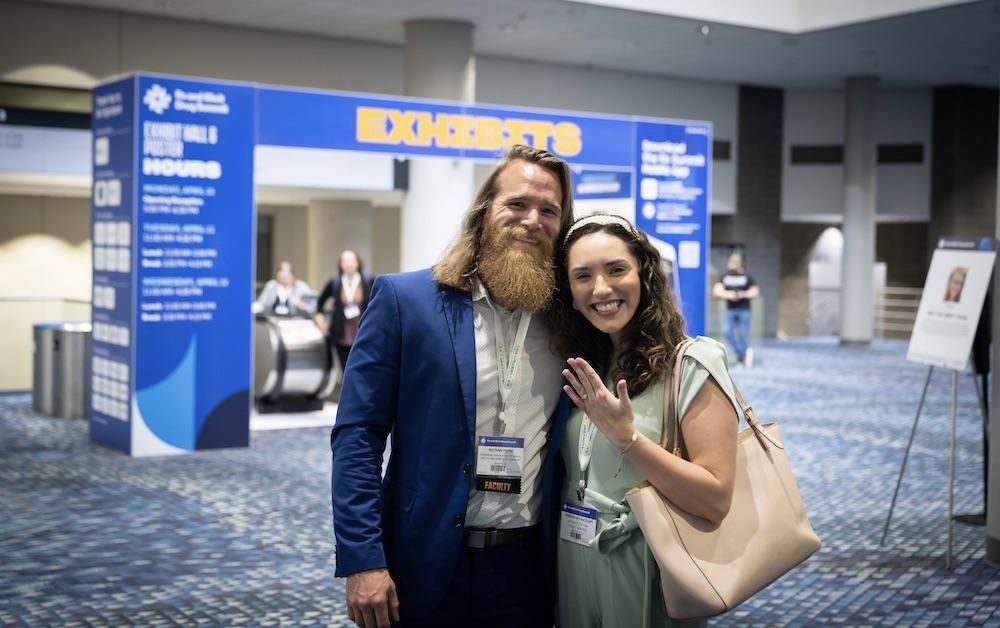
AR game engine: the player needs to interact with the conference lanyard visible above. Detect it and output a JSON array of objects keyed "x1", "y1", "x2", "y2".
[
  {"x1": 577, "y1": 417, "x2": 598, "y2": 501},
  {"x1": 341, "y1": 273, "x2": 361, "y2": 304},
  {"x1": 492, "y1": 306, "x2": 531, "y2": 419}
]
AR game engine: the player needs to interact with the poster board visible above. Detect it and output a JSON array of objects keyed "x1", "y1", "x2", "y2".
[{"x1": 906, "y1": 237, "x2": 996, "y2": 371}]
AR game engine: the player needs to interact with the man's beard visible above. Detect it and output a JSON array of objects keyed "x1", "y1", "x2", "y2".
[{"x1": 478, "y1": 224, "x2": 556, "y2": 314}]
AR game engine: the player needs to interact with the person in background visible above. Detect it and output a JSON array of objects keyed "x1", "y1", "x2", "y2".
[
  {"x1": 550, "y1": 214, "x2": 740, "y2": 627},
  {"x1": 712, "y1": 253, "x2": 759, "y2": 367},
  {"x1": 252, "y1": 260, "x2": 315, "y2": 316},
  {"x1": 330, "y1": 145, "x2": 574, "y2": 628},
  {"x1": 315, "y1": 250, "x2": 375, "y2": 371}
]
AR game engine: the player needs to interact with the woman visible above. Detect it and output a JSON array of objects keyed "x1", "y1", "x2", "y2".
[
  {"x1": 252, "y1": 260, "x2": 315, "y2": 316},
  {"x1": 550, "y1": 214, "x2": 741, "y2": 628},
  {"x1": 943, "y1": 267, "x2": 967, "y2": 303},
  {"x1": 315, "y1": 250, "x2": 374, "y2": 370}
]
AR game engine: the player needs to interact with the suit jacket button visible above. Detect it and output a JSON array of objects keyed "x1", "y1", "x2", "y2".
[
  {"x1": 463, "y1": 463, "x2": 471, "y2": 474},
  {"x1": 454, "y1": 514, "x2": 464, "y2": 527}
]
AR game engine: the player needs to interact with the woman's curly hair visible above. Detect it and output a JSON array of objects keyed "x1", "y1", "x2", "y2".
[{"x1": 547, "y1": 219, "x2": 688, "y2": 397}]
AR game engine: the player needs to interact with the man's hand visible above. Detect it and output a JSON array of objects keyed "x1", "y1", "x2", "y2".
[{"x1": 346, "y1": 568, "x2": 400, "y2": 628}]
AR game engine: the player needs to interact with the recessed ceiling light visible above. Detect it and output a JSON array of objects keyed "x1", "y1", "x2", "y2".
[{"x1": 700, "y1": 25, "x2": 711, "y2": 35}]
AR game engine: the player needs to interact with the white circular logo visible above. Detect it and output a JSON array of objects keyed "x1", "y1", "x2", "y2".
[{"x1": 143, "y1": 84, "x2": 172, "y2": 115}]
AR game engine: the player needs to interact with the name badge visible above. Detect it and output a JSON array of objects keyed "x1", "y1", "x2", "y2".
[
  {"x1": 475, "y1": 435, "x2": 524, "y2": 494},
  {"x1": 560, "y1": 502, "x2": 598, "y2": 546},
  {"x1": 343, "y1": 304, "x2": 361, "y2": 320}
]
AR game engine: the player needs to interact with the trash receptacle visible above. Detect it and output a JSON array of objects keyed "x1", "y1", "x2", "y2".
[{"x1": 33, "y1": 322, "x2": 91, "y2": 419}]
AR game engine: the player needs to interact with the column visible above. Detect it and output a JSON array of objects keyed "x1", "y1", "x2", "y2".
[
  {"x1": 989, "y1": 84, "x2": 1000, "y2": 565},
  {"x1": 839, "y1": 76, "x2": 879, "y2": 344},
  {"x1": 400, "y1": 20, "x2": 476, "y2": 272}
]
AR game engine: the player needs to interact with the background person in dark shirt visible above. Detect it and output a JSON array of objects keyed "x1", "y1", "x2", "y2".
[{"x1": 713, "y1": 253, "x2": 759, "y2": 366}]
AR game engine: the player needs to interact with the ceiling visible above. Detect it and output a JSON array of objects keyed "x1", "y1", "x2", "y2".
[{"x1": 30, "y1": 0, "x2": 1000, "y2": 88}]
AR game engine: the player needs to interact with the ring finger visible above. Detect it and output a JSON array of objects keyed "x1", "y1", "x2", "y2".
[
  {"x1": 569, "y1": 359, "x2": 598, "y2": 400},
  {"x1": 562, "y1": 368, "x2": 587, "y2": 400}
]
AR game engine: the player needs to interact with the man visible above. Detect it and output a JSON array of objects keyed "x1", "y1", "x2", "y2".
[
  {"x1": 712, "y1": 252, "x2": 759, "y2": 366},
  {"x1": 331, "y1": 145, "x2": 575, "y2": 628}
]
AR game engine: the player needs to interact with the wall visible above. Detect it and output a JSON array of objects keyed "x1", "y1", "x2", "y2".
[
  {"x1": 0, "y1": 194, "x2": 91, "y2": 390},
  {"x1": 779, "y1": 222, "x2": 832, "y2": 337},
  {"x1": 0, "y1": 1, "x2": 404, "y2": 95},
  {"x1": 929, "y1": 86, "x2": 999, "y2": 249},
  {"x1": 782, "y1": 88, "x2": 932, "y2": 222},
  {"x1": 714, "y1": 86, "x2": 784, "y2": 337}
]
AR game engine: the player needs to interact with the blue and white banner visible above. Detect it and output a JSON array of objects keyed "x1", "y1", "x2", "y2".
[
  {"x1": 90, "y1": 74, "x2": 255, "y2": 456},
  {"x1": 132, "y1": 75, "x2": 255, "y2": 455},
  {"x1": 632, "y1": 121, "x2": 712, "y2": 335},
  {"x1": 89, "y1": 77, "x2": 136, "y2": 453}
]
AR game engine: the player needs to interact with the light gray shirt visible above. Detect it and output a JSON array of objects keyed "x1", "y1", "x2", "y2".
[{"x1": 464, "y1": 280, "x2": 564, "y2": 529}]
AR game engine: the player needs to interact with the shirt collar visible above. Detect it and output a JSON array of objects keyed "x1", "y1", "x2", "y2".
[{"x1": 472, "y1": 276, "x2": 489, "y2": 303}]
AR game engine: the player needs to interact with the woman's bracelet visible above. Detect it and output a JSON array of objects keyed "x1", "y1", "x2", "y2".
[
  {"x1": 619, "y1": 430, "x2": 639, "y2": 454},
  {"x1": 614, "y1": 430, "x2": 640, "y2": 478}
]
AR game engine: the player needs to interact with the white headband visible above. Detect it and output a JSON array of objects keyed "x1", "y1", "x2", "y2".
[{"x1": 564, "y1": 213, "x2": 640, "y2": 243}]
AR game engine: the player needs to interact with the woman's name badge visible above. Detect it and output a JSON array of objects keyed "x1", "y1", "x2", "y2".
[
  {"x1": 475, "y1": 435, "x2": 524, "y2": 494},
  {"x1": 343, "y1": 304, "x2": 361, "y2": 320},
  {"x1": 560, "y1": 503, "x2": 598, "y2": 546}
]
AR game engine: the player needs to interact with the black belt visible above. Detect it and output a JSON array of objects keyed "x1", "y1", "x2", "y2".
[{"x1": 462, "y1": 525, "x2": 541, "y2": 548}]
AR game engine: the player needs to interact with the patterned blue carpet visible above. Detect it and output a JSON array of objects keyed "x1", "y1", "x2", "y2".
[{"x1": 1, "y1": 338, "x2": 998, "y2": 626}]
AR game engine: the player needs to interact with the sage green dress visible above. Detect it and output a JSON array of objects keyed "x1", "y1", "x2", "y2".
[{"x1": 556, "y1": 337, "x2": 740, "y2": 628}]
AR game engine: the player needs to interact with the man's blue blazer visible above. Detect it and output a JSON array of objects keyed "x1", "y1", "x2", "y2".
[{"x1": 331, "y1": 269, "x2": 570, "y2": 618}]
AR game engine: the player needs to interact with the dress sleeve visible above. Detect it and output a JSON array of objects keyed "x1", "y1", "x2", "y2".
[{"x1": 676, "y1": 336, "x2": 742, "y2": 423}]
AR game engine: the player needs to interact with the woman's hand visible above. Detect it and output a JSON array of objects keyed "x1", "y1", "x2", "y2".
[{"x1": 562, "y1": 357, "x2": 635, "y2": 451}]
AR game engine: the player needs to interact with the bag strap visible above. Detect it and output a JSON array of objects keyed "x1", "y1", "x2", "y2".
[{"x1": 661, "y1": 337, "x2": 770, "y2": 457}]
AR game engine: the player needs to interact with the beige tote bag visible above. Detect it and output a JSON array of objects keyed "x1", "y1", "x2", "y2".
[{"x1": 624, "y1": 339, "x2": 821, "y2": 620}]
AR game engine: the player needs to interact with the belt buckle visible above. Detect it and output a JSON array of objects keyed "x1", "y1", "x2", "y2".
[{"x1": 465, "y1": 529, "x2": 489, "y2": 549}]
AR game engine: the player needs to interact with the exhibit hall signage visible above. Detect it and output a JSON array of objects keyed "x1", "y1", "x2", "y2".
[
  {"x1": 90, "y1": 75, "x2": 254, "y2": 456},
  {"x1": 90, "y1": 72, "x2": 711, "y2": 455}
]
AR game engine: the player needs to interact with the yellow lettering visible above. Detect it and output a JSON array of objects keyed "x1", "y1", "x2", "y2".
[
  {"x1": 523, "y1": 120, "x2": 555, "y2": 150},
  {"x1": 386, "y1": 109, "x2": 419, "y2": 145},
  {"x1": 451, "y1": 115, "x2": 476, "y2": 149},
  {"x1": 415, "y1": 112, "x2": 452, "y2": 148},
  {"x1": 504, "y1": 118, "x2": 529, "y2": 147},
  {"x1": 356, "y1": 107, "x2": 389, "y2": 144},
  {"x1": 552, "y1": 122, "x2": 583, "y2": 157},
  {"x1": 475, "y1": 116, "x2": 505, "y2": 151}
]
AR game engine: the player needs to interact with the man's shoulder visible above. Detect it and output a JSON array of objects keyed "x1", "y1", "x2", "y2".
[{"x1": 376, "y1": 268, "x2": 470, "y2": 299}]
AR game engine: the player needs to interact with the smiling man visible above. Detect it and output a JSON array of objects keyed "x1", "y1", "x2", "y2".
[{"x1": 331, "y1": 145, "x2": 575, "y2": 628}]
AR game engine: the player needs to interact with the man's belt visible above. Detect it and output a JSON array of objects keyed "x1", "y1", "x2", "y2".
[{"x1": 462, "y1": 525, "x2": 541, "y2": 548}]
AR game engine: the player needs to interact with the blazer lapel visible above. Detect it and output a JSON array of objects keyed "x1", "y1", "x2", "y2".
[{"x1": 440, "y1": 285, "x2": 477, "y2": 440}]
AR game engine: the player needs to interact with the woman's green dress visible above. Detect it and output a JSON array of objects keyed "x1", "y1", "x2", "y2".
[{"x1": 557, "y1": 337, "x2": 740, "y2": 628}]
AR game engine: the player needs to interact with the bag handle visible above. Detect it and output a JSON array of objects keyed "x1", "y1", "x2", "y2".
[{"x1": 662, "y1": 338, "x2": 771, "y2": 458}]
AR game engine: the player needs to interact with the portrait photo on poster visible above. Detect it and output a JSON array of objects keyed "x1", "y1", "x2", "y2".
[{"x1": 943, "y1": 266, "x2": 967, "y2": 303}]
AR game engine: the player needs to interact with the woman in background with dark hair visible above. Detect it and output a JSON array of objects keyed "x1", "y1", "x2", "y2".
[
  {"x1": 315, "y1": 250, "x2": 374, "y2": 371},
  {"x1": 549, "y1": 214, "x2": 740, "y2": 627}
]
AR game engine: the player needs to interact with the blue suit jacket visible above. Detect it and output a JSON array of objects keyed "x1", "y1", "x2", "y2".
[{"x1": 331, "y1": 269, "x2": 569, "y2": 618}]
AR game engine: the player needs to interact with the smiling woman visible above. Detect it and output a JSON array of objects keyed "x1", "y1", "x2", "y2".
[{"x1": 548, "y1": 213, "x2": 741, "y2": 628}]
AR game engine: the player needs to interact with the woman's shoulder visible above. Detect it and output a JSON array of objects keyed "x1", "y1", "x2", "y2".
[{"x1": 682, "y1": 336, "x2": 730, "y2": 370}]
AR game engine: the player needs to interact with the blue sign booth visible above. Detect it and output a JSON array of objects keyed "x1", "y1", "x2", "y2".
[{"x1": 89, "y1": 73, "x2": 711, "y2": 456}]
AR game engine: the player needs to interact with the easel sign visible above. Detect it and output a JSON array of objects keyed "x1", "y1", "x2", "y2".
[
  {"x1": 884, "y1": 236, "x2": 996, "y2": 569},
  {"x1": 906, "y1": 237, "x2": 997, "y2": 370}
]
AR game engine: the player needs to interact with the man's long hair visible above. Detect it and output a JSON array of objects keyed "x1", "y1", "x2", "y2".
[{"x1": 434, "y1": 144, "x2": 575, "y2": 291}]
